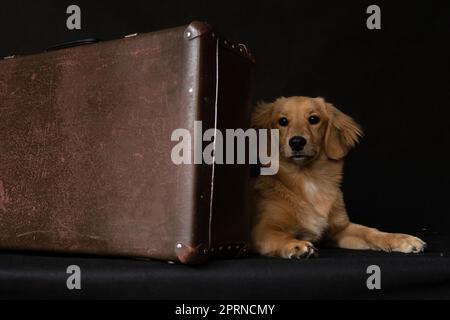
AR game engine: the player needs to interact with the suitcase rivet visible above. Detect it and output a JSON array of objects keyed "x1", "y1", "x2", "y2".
[
  {"x1": 176, "y1": 243, "x2": 183, "y2": 249},
  {"x1": 186, "y1": 32, "x2": 192, "y2": 38},
  {"x1": 189, "y1": 88, "x2": 194, "y2": 93}
]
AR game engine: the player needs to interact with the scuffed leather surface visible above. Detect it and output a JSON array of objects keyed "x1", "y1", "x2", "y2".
[
  {"x1": 0, "y1": 26, "x2": 192, "y2": 261},
  {"x1": 0, "y1": 22, "x2": 254, "y2": 263}
]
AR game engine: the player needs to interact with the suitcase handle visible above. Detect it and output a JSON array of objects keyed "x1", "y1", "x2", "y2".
[{"x1": 46, "y1": 38, "x2": 100, "y2": 52}]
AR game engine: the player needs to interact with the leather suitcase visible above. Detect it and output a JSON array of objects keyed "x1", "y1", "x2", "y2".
[{"x1": 0, "y1": 21, "x2": 254, "y2": 264}]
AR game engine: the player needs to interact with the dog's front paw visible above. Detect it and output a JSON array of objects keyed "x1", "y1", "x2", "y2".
[
  {"x1": 281, "y1": 240, "x2": 318, "y2": 259},
  {"x1": 381, "y1": 233, "x2": 426, "y2": 254}
]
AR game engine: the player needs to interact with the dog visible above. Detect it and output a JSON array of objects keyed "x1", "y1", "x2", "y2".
[{"x1": 251, "y1": 96, "x2": 426, "y2": 259}]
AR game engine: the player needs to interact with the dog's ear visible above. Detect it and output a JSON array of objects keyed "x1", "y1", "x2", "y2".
[
  {"x1": 324, "y1": 101, "x2": 363, "y2": 160},
  {"x1": 251, "y1": 102, "x2": 274, "y2": 129}
]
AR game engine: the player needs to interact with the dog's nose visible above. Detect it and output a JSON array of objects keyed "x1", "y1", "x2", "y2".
[{"x1": 289, "y1": 136, "x2": 307, "y2": 151}]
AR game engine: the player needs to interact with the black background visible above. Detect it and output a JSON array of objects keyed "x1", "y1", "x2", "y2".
[{"x1": 1, "y1": 0, "x2": 449, "y2": 234}]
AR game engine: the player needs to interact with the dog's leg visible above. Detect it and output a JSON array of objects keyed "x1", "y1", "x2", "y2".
[
  {"x1": 252, "y1": 222, "x2": 318, "y2": 259},
  {"x1": 328, "y1": 195, "x2": 426, "y2": 253},
  {"x1": 331, "y1": 223, "x2": 426, "y2": 253}
]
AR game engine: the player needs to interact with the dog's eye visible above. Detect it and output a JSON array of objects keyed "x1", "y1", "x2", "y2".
[
  {"x1": 278, "y1": 117, "x2": 289, "y2": 127},
  {"x1": 308, "y1": 116, "x2": 320, "y2": 125}
]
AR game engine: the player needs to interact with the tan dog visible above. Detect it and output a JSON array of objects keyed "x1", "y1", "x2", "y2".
[{"x1": 251, "y1": 96, "x2": 426, "y2": 259}]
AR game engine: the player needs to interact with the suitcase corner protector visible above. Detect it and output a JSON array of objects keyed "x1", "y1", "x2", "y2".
[
  {"x1": 185, "y1": 21, "x2": 214, "y2": 40},
  {"x1": 175, "y1": 242, "x2": 209, "y2": 265}
]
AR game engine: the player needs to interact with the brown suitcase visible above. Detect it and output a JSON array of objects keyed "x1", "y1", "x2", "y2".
[{"x1": 0, "y1": 21, "x2": 254, "y2": 264}]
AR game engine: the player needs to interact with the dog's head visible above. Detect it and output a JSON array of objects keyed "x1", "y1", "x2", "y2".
[{"x1": 252, "y1": 96, "x2": 363, "y2": 164}]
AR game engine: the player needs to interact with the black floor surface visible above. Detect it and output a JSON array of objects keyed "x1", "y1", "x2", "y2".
[{"x1": 1, "y1": 232, "x2": 449, "y2": 300}]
